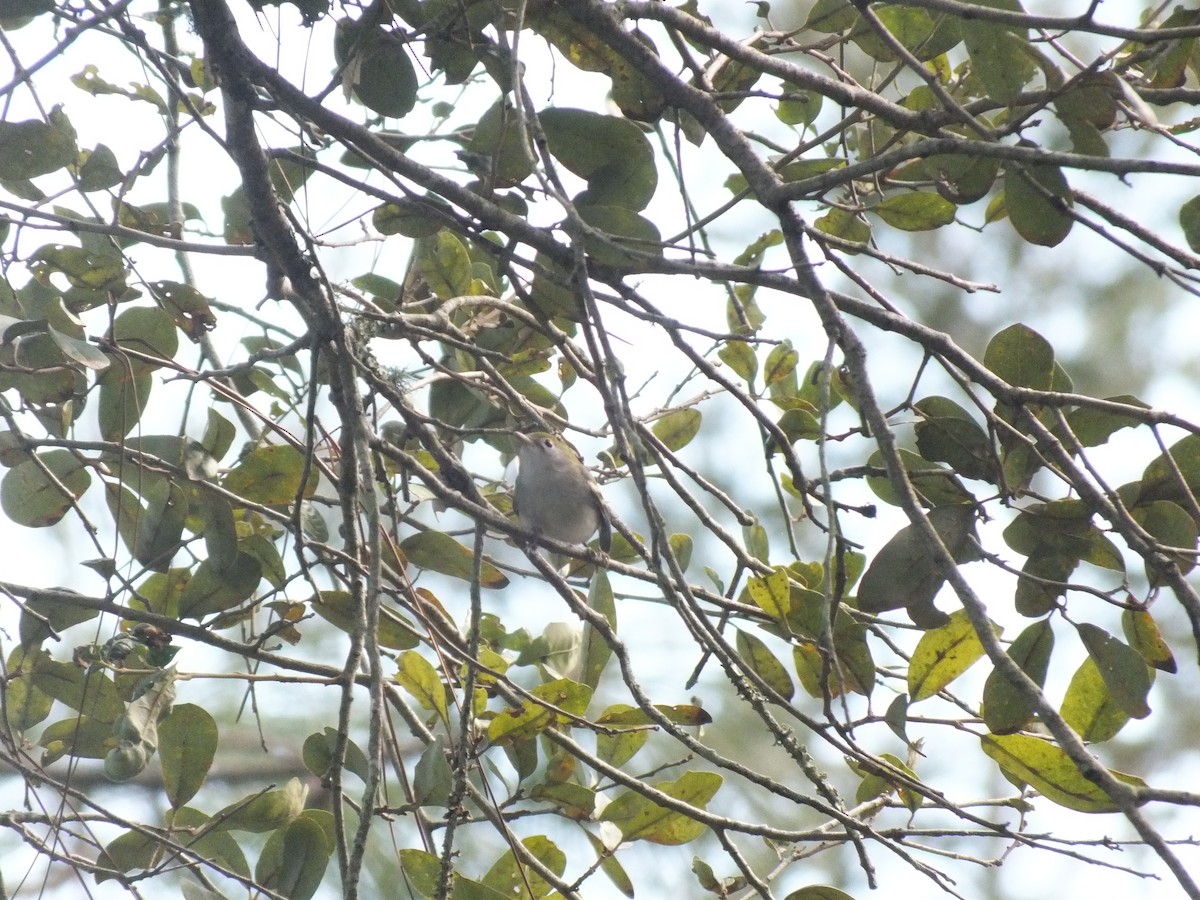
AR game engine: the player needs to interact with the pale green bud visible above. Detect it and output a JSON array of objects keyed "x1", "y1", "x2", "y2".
[{"x1": 513, "y1": 431, "x2": 611, "y2": 551}]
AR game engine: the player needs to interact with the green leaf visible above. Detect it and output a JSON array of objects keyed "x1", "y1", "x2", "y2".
[
  {"x1": 177, "y1": 553, "x2": 262, "y2": 619},
  {"x1": 735, "y1": 629, "x2": 794, "y2": 700},
  {"x1": 962, "y1": 3, "x2": 1035, "y2": 105},
  {"x1": 399, "y1": 530, "x2": 509, "y2": 588},
  {"x1": 159, "y1": 704, "x2": 218, "y2": 808},
  {"x1": 913, "y1": 396, "x2": 997, "y2": 482},
  {"x1": 38, "y1": 714, "x2": 115, "y2": 763},
  {"x1": 310, "y1": 591, "x2": 420, "y2": 650},
  {"x1": 718, "y1": 339, "x2": 757, "y2": 383},
  {"x1": 577, "y1": 203, "x2": 663, "y2": 267},
  {"x1": 1060, "y1": 655, "x2": 1129, "y2": 743},
  {"x1": 652, "y1": 408, "x2": 702, "y2": 452},
  {"x1": 1180, "y1": 194, "x2": 1200, "y2": 252},
  {"x1": 776, "y1": 88, "x2": 822, "y2": 127},
  {"x1": 415, "y1": 229, "x2": 474, "y2": 299},
  {"x1": 984, "y1": 323, "x2": 1054, "y2": 390},
  {"x1": 1, "y1": 449, "x2": 91, "y2": 527},
  {"x1": 0, "y1": 114, "x2": 78, "y2": 179},
  {"x1": 302, "y1": 727, "x2": 371, "y2": 784},
  {"x1": 212, "y1": 777, "x2": 307, "y2": 833},
  {"x1": 395, "y1": 650, "x2": 450, "y2": 726},
  {"x1": 908, "y1": 609, "x2": 995, "y2": 702},
  {"x1": 857, "y1": 505, "x2": 980, "y2": 628},
  {"x1": 746, "y1": 566, "x2": 792, "y2": 622},
  {"x1": 981, "y1": 733, "x2": 1146, "y2": 813},
  {"x1": 1131, "y1": 499, "x2": 1198, "y2": 584},
  {"x1": 256, "y1": 815, "x2": 331, "y2": 900},
  {"x1": 600, "y1": 771, "x2": 722, "y2": 845},
  {"x1": 1122, "y1": 608, "x2": 1176, "y2": 674},
  {"x1": 335, "y1": 23, "x2": 417, "y2": 118},
  {"x1": 594, "y1": 703, "x2": 712, "y2": 728},
  {"x1": 482, "y1": 835, "x2": 566, "y2": 899},
  {"x1": 467, "y1": 99, "x2": 535, "y2": 188},
  {"x1": 1004, "y1": 163, "x2": 1073, "y2": 247},
  {"x1": 1063, "y1": 395, "x2": 1147, "y2": 447},
  {"x1": 97, "y1": 363, "x2": 152, "y2": 441},
  {"x1": 1139, "y1": 433, "x2": 1200, "y2": 507},
  {"x1": 982, "y1": 619, "x2": 1054, "y2": 734},
  {"x1": 223, "y1": 444, "x2": 318, "y2": 506},
  {"x1": 582, "y1": 569, "x2": 616, "y2": 691},
  {"x1": 540, "y1": 107, "x2": 658, "y2": 211},
  {"x1": 865, "y1": 448, "x2": 973, "y2": 508},
  {"x1": 872, "y1": 192, "x2": 956, "y2": 231},
  {"x1": 764, "y1": 340, "x2": 799, "y2": 387},
  {"x1": 1075, "y1": 623, "x2": 1152, "y2": 719},
  {"x1": 18, "y1": 591, "x2": 99, "y2": 646},
  {"x1": 784, "y1": 886, "x2": 858, "y2": 900},
  {"x1": 814, "y1": 207, "x2": 870, "y2": 245},
  {"x1": 487, "y1": 678, "x2": 592, "y2": 745}
]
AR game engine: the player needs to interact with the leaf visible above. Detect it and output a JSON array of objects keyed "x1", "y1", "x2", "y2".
[
  {"x1": 982, "y1": 619, "x2": 1054, "y2": 734},
  {"x1": 1004, "y1": 163, "x2": 1073, "y2": 247},
  {"x1": 482, "y1": 835, "x2": 566, "y2": 899},
  {"x1": 600, "y1": 771, "x2": 722, "y2": 845},
  {"x1": 856, "y1": 505, "x2": 980, "y2": 628},
  {"x1": 335, "y1": 23, "x2": 418, "y2": 118},
  {"x1": 1122, "y1": 608, "x2": 1176, "y2": 673},
  {"x1": 594, "y1": 703, "x2": 712, "y2": 728},
  {"x1": 310, "y1": 591, "x2": 420, "y2": 650},
  {"x1": 399, "y1": 530, "x2": 509, "y2": 588},
  {"x1": 539, "y1": 107, "x2": 658, "y2": 211},
  {"x1": 1, "y1": 449, "x2": 91, "y2": 527},
  {"x1": 1138, "y1": 433, "x2": 1200, "y2": 508},
  {"x1": 746, "y1": 566, "x2": 792, "y2": 621},
  {"x1": 1063, "y1": 395, "x2": 1147, "y2": 447},
  {"x1": 784, "y1": 887, "x2": 858, "y2": 900},
  {"x1": 718, "y1": 339, "x2": 757, "y2": 383},
  {"x1": 1075, "y1": 623, "x2": 1152, "y2": 719},
  {"x1": 97, "y1": 363, "x2": 152, "y2": 441},
  {"x1": 0, "y1": 114, "x2": 78, "y2": 180},
  {"x1": 577, "y1": 203, "x2": 663, "y2": 267},
  {"x1": 1180, "y1": 194, "x2": 1200, "y2": 252},
  {"x1": 213, "y1": 778, "x2": 308, "y2": 833},
  {"x1": 913, "y1": 396, "x2": 997, "y2": 482},
  {"x1": 984, "y1": 323, "x2": 1054, "y2": 390},
  {"x1": 395, "y1": 650, "x2": 450, "y2": 726},
  {"x1": 415, "y1": 229, "x2": 473, "y2": 299},
  {"x1": 18, "y1": 591, "x2": 98, "y2": 646},
  {"x1": 961, "y1": 4, "x2": 1035, "y2": 105},
  {"x1": 486, "y1": 678, "x2": 592, "y2": 745},
  {"x1": 764, "y1": 340, "x2": 799, "y2": 386},
  {"x1": 159, "y1": 703, "x2": 218, "y2": 808},
  {"x1": 223, "y1": 444, "x2": 317, "y2": 506},
  {"x1": 872, "y1": 192, "x2": 956, "y2": 231},
  {"x1": 981, "y1": 733, "x2": 1146, "y2": 813},
  {"x1": 865, "y1": 448, "x2": 973, "y2": 508},
  {"x1": 735, "y1": 630, "x2": 794, "y2": 700},
  {"x1": 467, "y1": 99, "x2": 535, "y2": 188},
  {"x1": 908, "y1": 609, "x2": 996, "y2": 702},
  {"x1": 31, "y1": 656, "x2": 124, "y2": 722},
  {"x1": 1131, "y1": 499, "x2": 1198, "y2": 584},
  {"x1": 1060, "y1": 655, "x2": 1129, "y2": 743},
  {"x1": 177, "y1": 553, "x2": 262, "y2": 619},
  {"x1": 302, "y1": 727, "x2": 371, "y2": 784},
  {"x1": 652, "y1": 408, "x2": 702, "y2": 452},
  {"x1": 256, "y1": 815, "x2": 331, "y2": 900},
  {"x1": 582, "y1": 569, "x2": 616, "y2": 691}
]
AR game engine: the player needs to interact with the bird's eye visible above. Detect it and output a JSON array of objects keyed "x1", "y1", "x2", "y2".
[{"x1": 540, "y1": 438, "x2": 554, "y2": 450}]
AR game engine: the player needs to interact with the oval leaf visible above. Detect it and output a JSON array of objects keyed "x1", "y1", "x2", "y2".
[{"x1": 908, "y1": 609, "x2": 994, "y2": 702}]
